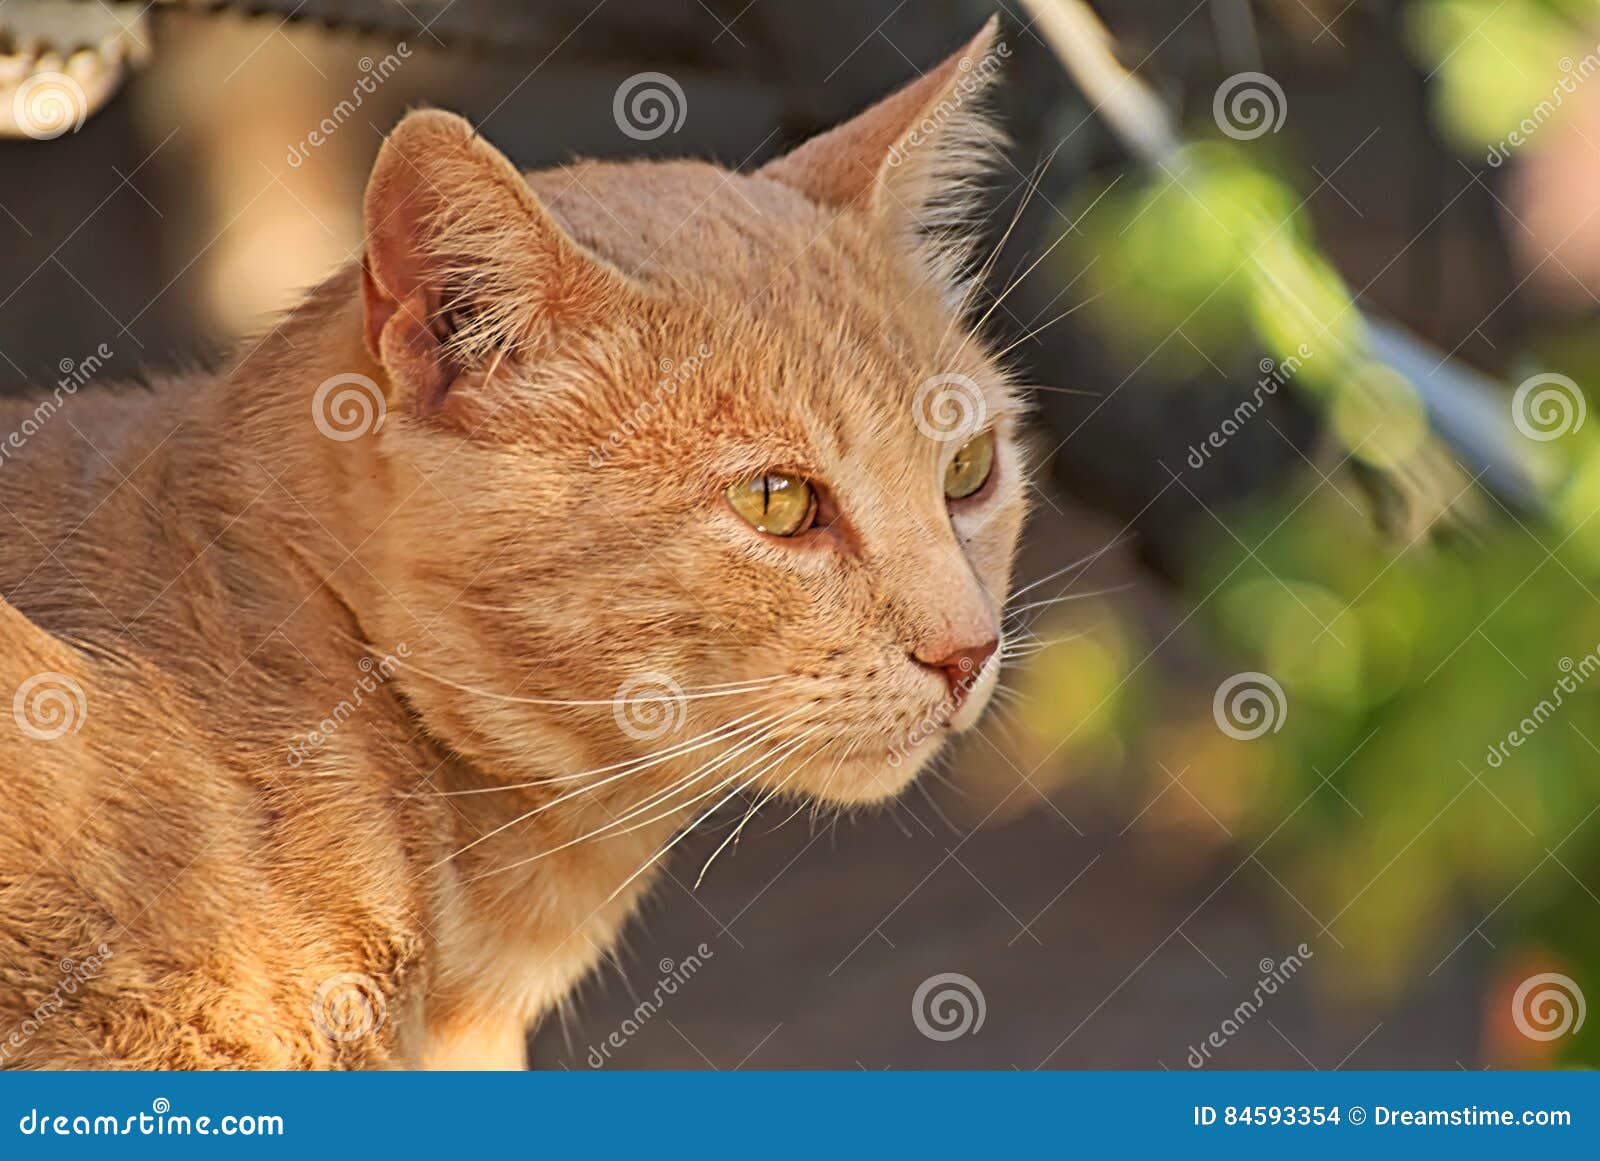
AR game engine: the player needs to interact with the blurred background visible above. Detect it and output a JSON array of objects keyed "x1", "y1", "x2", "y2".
[{"x1": 3, "y1": 0, "x2": 1599, "y2": 1068}]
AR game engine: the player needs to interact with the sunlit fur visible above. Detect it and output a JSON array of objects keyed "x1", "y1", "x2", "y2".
[{"x1": 0, "y1": 21, "x2": 1025, "y2": 1069}]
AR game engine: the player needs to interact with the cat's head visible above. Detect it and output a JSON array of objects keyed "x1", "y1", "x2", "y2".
[{"x1": 351, "y1": 20, "x2": 1026, "y2": 807}]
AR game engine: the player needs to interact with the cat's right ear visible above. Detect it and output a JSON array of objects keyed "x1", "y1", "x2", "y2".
[
  {"x1": 757, "y1": 19, "x2": 1005, "y2": 236},
  {"x1": 362, "y1": 109, "x2": 631, "y2": 419}
]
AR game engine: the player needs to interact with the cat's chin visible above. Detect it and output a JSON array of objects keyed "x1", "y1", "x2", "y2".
[
  {"x1": 808, "y1": 747, "x2": 936, "y2": 805},
  {"x1": 808, "y1": 723, "x2": 959, "y2": 805},
  {"x1": 809, "y1": 663, "x2": 1003, "y2": 805}
]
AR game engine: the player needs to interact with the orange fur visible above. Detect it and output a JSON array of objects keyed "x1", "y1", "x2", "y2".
[{"x1": 0, "y1": 20, "x2": 1026, "y2": 1069}]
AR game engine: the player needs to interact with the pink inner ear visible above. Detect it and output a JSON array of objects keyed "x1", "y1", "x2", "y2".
[
  {"x1": 362, "y1": 160, "x2": 464, "y2": 416},
  {"x1": 362, "y1": 171, "x2": 439, "y2": 363},
  {"x1": 361, "y1": 260, "x2": 400, "y2": 364},
  {"x1": 358, "y1": 107, "x2": 643, "y2": 422}
]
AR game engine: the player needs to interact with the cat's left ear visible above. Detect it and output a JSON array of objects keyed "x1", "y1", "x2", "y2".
[
  {"x1": 758, "y1": 18, "x2": 1006, "y2": 235},
  {"x1": 362, "y1": 108, "x2": 634, "y2": 419}
]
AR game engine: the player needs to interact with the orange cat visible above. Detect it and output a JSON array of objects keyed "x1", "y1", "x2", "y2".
[{"x1": 0, "y1": 21, "x2": 1025, "y2": 1069}]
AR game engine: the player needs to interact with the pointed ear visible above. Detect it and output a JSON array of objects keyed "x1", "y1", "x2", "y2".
[
  {"x1": 758, "y1": 18, "x2": 1006, "y2": 233},
  {"x1": 362, "y1": 109, "x2": 632, "y2": 418}
]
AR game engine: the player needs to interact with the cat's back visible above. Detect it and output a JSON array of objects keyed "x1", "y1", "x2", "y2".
[
  {"x1": 0, "y1": 381, "x2": 191, "y2": 620},
  {"x1": 0, "y1": 378, "x2": 432, "y2": 1069}
]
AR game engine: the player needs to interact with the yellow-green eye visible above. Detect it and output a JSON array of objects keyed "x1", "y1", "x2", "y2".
[
  {"x1": 726, "y1": 473, "x2": 817, "y2": 536},
  {"x1": 944, "y1": 430, "x2": 995, "y2": 500}
]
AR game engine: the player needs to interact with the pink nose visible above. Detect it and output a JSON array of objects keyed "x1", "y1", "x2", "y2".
[{"x1": 915, "y1": 639, "x2": 998, "y2": 706}]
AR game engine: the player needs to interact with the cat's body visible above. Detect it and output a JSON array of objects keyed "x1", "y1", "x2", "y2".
[{"x1": 0, "y1": 22, "x2": 1025, "y2": 1069}]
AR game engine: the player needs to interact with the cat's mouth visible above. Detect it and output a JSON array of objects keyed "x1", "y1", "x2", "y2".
[{"x1": 858, "y1": 651, "x2": 1003, "y2": 780}]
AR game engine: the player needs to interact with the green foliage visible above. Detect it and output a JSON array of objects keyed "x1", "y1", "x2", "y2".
[
  {"x1": 1192, "y1": 483, "x2": 1600, "y2": 1062},
  {"x1": 1069, "y1": 144, "x2": 1362, "y2": 379},
  {"x1": 1405, "y1": 0, "x2": 1600, "y2": 155},
  {"x1": 1045, "y1": 18, "x2": 1600, "y2": 1060}
]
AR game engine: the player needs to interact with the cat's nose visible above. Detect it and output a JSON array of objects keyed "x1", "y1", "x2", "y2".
[{"x1": 915, "y1": 638, "x2": 998, "y2": 706}]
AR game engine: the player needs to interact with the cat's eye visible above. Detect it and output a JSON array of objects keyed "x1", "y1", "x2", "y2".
[
  {"x1": 726, "y1": 473, "x2": 818, "y2": 537},
  {"x1": 944, "y1": 430, "x2": 995, "y2": 501}
]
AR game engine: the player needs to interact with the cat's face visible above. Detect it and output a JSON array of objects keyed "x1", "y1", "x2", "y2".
[{"x1": 359, "y1": 22, "x2": 1024, "y2": 808}]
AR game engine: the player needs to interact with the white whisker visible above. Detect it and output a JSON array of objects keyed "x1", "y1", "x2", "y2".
[
  {"x1": 398, "y1": 658, "x2": 787, "y2": 707},
  {"x1": 431, "y1": 709, "x2": 792, "y2": 872},
  {"x1": 605, "y1": 727, "x2": 825, "y2": 905}
]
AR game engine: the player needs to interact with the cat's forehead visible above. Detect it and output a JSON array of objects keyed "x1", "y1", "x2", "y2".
[
  {"x1": 526, "y1": 158, "x2": 1012, "y2": 465},
  {"x1": 530, "y1": 160, "x2": 888, "y2": 288}
]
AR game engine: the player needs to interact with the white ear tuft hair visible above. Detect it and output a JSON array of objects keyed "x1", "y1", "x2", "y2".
[{"x1": 758, "y1": 19, "x2": 1010, "y2": 288}]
